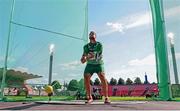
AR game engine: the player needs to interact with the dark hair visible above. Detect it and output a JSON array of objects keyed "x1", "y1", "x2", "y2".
[{"x1": 89, "y1": 31, "x2": 96, "y2": 36}]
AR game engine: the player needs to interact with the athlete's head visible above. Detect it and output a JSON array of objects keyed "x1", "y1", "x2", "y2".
[{"x1": 89, "y1": 31, "x2": 96, "y2": 43}]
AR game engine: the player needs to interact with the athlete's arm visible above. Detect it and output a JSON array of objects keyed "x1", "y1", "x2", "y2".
[
  {"x1": 81, "y1": 45, "x2": 88, "y2": 64},
  {"x1": 81, "y1": 54, "x2": 87, "y2": 64}
]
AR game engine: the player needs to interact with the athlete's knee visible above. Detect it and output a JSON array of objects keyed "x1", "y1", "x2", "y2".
[{"x1": 98, "y1": 73, "x2": 107, "y2": 83}]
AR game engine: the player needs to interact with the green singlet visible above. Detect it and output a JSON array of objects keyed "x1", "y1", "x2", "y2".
[{"x1": 83, "y1": 42, "x2": 105, "y2": 75}]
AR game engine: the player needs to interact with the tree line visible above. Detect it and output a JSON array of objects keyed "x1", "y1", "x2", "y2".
[
  {"x1": 66, "y1": 77, "x2": 153, "y2": 91},
  {"x1": 92, "y1": 77, "x2": 149, "y2": 85}
]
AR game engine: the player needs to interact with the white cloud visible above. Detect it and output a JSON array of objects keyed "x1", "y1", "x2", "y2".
[
  {"x1": 105, "y1": 12, "x2": 151, "y2": 35},
  {"x1": 52, "y1": 72, "x2": 58, "y2": 76},
  {"x1": 95, "y1": 54, "x2": 157, "y2": 83},
  {"x1": 0, "y1": 56, "x2": 15, "y2": 63},
  {"x1": 106, "y1": 22, "x2": 124, "y2": 32},
  {"x1": 13, "y1": 66, "x2": 29, "y2": 72},
  {"x1": 128, "y1": 54, "x2": 155, "y2": 66},
  {"x1": 165, "y1": 5, "x2": 180, "y2": 17},
  {"x1": 59, "y1": 60, "x2": 82, "y2": 70},
  {"x1": 27, "y1": 78, "x2": 48, "y2": 84},
  {"x1": 125, "y1": 12, "x2": 151, "y2": 29},
  {"x1": 93, "y1": 65, "x2": 156, "y2": 83},
  {"x1": 98, "y1": 29, "x2": 117, "y2": 37},
  {"x1": 104, "y1": 5, "x2": 180, "y2": 36}
]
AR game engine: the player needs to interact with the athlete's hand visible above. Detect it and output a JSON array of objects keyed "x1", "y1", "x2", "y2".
[
  {"x1": 81, "y1": 56, "x2": 86, "y2": 64},
  {"x1": 87, "y1": 52, "x2": 94, "y2": 60}
]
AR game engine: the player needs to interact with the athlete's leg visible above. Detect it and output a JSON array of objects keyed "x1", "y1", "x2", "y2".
[
  {"x1": 84, "y1": 74, "x2": 93, "y2": 102},
  {"x1": 97, "y1": 72, "x2": 110, "y2": 103}
]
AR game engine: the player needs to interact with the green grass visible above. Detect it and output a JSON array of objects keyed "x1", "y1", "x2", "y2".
[
  {"x1": 4, "y1": 96, "x2": 151, "y2": 102},
  {"x1": 105, "y1": 97, "x2": 180, "y2": 102},
  {"x1": 108, "y1": 96, "x2": 152, "y2": 101},
  {"x1": 3, "y1": 96, "x2": 180, "y2": 102},
  {"x1": 5, "y1": 96, "x2": 75, "y2": 102},
  {"x1": 175, "y1": 97, "x2": 180, "y2": 101}
]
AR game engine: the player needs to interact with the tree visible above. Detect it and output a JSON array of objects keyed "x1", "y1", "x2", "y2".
[
  {"x1": 110, "y1": 78, "x2": 117, "y2": 85},
  {"x1": 134, "y1": 77, "x2": 142, "y2": 84},
  {"x1": 126, "y1": 78, "x2": 133, "y2": 85},
  {"x1": 67, "y1": 79, "x2": 79, "y2": 91},
  {"x1": 118, "y1": 78, "x2": 125, "y2": 85},
  {"x1": 78, "y1": 78, "x2": 85, "y2": 91},
  {"x1": 94, "y1": 78, "x2": 101, "y2": 85}
]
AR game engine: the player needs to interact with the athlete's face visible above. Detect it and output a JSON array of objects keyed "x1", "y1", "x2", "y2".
[{"x1": 89, "y1": 34, "x2": 96, "y2": 43}]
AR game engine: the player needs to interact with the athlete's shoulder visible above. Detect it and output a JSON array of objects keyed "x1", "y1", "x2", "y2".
[
  {"x1": 96, "y1": 42, "x2": 103, "y2": 46},
  {"x1": 83, "y1": 43, "x2": 89, "y2": 49}
]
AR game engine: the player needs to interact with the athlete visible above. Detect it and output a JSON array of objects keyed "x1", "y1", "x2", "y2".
[{"x1": 81, "y1": 31, "x2": 110, "y2": 104}]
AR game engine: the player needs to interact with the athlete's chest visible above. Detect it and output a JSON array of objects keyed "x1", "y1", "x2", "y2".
[{"x1": 88, "y1": 44, "x2": 99, "y2": 52}]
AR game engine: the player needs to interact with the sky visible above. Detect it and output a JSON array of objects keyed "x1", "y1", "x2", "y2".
[
  {"x1": 0, "y1": 0, "x2": 180, "y2": 85},
  {"x1": 88, "y1": 0, "x2": 156, "y2": 83}
]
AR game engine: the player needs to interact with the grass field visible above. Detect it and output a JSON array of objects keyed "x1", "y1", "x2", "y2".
[
  {"x1": 109, "y1": 96, "x2": 152, "y2": 101},
  {"x1": 4, "y1": 96, "x2": 75, "y2": 102},
  {"x1": 3, "y1": 96, "x2": 180, "y2": 102},
  {"x1": 2, "y1": 96, "x2": 151, "y2": 102}
]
